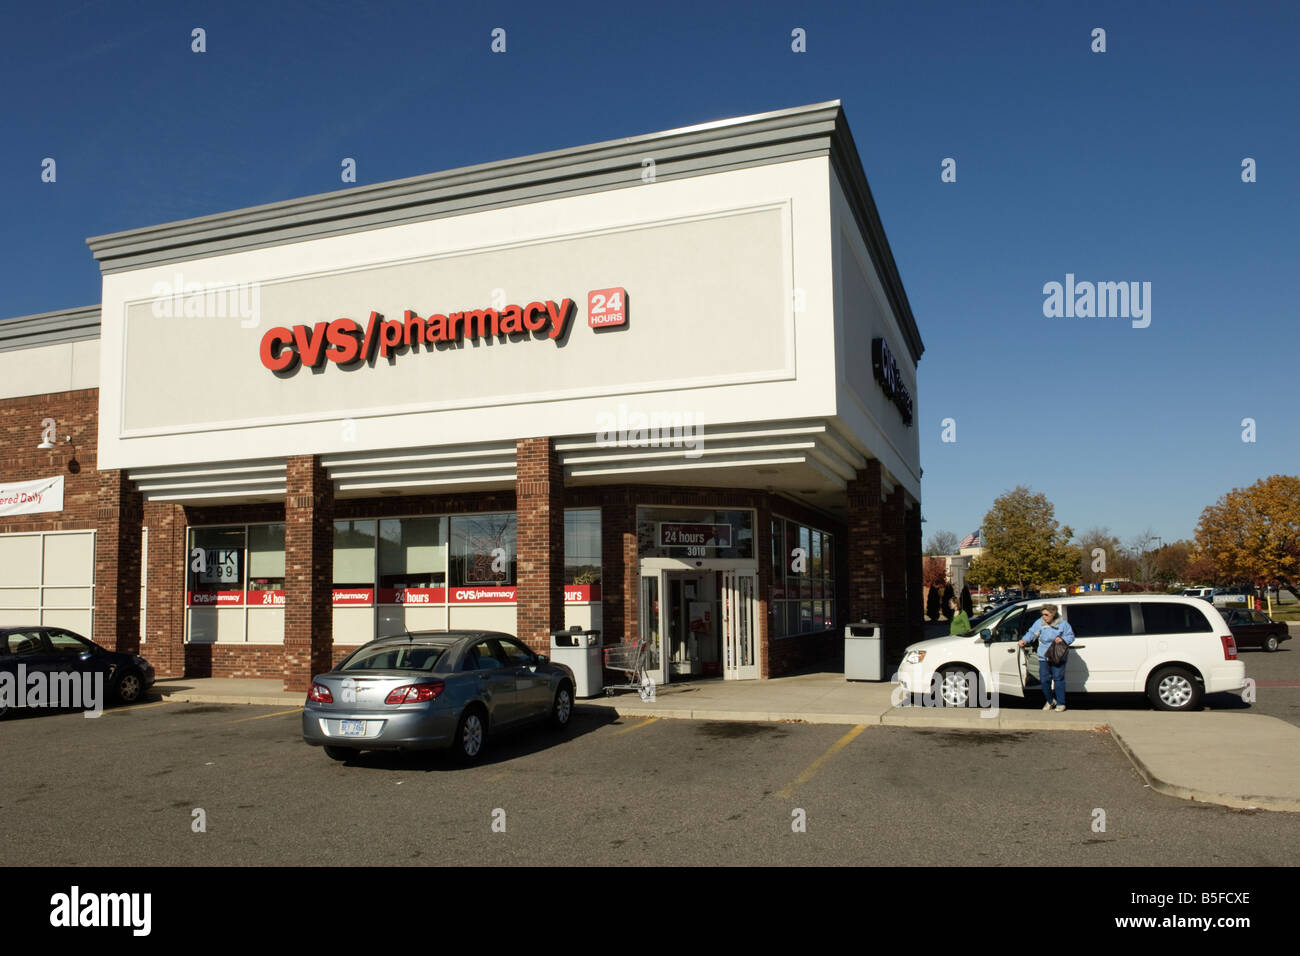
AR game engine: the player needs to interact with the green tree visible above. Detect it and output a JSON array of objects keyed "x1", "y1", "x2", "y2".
[{"x1": 969, "y1": 486, "x2": 1079, "y2": 592}]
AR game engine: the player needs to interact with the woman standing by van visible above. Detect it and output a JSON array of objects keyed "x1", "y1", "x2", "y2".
[{"x1": 1018, "y1": 604, "x2": 1075, "y2": 711}]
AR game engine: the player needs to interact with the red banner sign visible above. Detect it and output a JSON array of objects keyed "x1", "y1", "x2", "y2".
[
  {"x1": 450, "y1": 587, "x2": 517, "y2": 604},
  {"x1": 377, "y1": 587, "x2": 447, "y2": 605},
  {"x1": 247, "y1": 590, "x2": 286, "y2": 606},
  {"x1": 332, "y1": 588, "x2": 375, "y2": 606},
  {"x1": 564, "y1": 584, "x2": 601, "y2": 603},
  {"x1": 187, "y1": 590, "x2": 244, "y2": 607}
]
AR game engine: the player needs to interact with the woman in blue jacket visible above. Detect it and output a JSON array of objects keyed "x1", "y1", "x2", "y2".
[{"x1": 1018, "y1": 604, "x2": 1075, "y2": 711}]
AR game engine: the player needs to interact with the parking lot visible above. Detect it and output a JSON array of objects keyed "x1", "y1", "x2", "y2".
[{"x1": 2, "y1": 698, "x2": 1298, "y2": 867}]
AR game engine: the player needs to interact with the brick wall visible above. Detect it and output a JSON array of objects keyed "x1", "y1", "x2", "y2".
[
  {"x1": 185, "y1": 643, "x2": 285, "y2": 679},
  {"x1": 143, "y1": 500, "x2": 187, "y2": 678}
]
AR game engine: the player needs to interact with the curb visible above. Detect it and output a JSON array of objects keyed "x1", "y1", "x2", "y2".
[
  {"x1": 1107, "y1": 725, "x2": 1300, "y2": 814},
  {"x1": 160, "y1": 693, "x2": 304, "y2": 707}
]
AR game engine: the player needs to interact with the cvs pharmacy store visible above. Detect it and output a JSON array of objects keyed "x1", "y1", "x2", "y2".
[{"x1": 0, "y1": 102, "x2": 924, "y2": 692}]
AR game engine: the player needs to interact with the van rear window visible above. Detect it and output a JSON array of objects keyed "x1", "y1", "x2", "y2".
[{"x1": 1142, "y1": 603, "x2": 1212, "y2": 635}]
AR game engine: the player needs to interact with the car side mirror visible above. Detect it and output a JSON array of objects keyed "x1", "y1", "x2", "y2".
[
  {"x1": 536, "y1": 654, "x2": 548, "y2": 665},
  {"x1": 980, "y1": 629, "x2": 993, "y2": 642}
]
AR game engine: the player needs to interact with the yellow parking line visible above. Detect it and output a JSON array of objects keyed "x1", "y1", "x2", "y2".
[
  {"x1": 227, "y1": 706, "x2": 304, "y2": 724},
  {"x1": 106, "y1": 700, "x2": 174, "y2": 716},
  {"x1": 614, "y1": 717, "x2": 660, "y2": 736},
  {"x1": 775, "y1": 724, "x2": 868, "y2": 799}
]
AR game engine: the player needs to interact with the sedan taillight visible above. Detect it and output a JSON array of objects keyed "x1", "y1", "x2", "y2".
[
  {"x1": 385, "y1": 681, "x2": 445, "y2": 705},
  {"x1": 1220, "y1": 635, "x2": 1238, "y2": 660},
  {"x1": 307, "y1": 682, "x2": 333, "y2": 703}
]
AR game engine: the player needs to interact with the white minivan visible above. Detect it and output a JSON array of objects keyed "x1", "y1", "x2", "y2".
[{"x1": 894, "y1": 595, "x2": 1247, "y2": 712}]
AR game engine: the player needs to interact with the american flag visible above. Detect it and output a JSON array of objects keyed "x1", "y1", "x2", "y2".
[{"x1": 958, "y1": 530, "x2": 981, "y2": 549}]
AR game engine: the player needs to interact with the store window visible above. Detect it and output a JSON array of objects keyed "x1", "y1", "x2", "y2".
[
  {"x1": 186, "y1": 524, "x2": 285, "y2": 642},
  {"x1": 449, "y1": 514, "x2": 516, "y2": 586},
  {"x1": 247, "y1": 524, "x2": 285, "y2": 596},
  {"x1": 187, "y1": 527, "x2": 246, "y2": 602},
  {"x1": 636, "y1": 507, "x2": 754, "y2": 560},
  {"x1": 334, "y1": 520, "x2": 377, "y2": 601},
  {"x1": 378, "y1": 516, "x2": 447, "y2": 592},
  {"x1": 565, "y1": 509, "x2": 601, "y2": 592},
  {"x1": 771, "y1": 517, "x2": 837, "y2": 639}
]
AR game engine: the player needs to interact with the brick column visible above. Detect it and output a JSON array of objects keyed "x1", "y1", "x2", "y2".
[
  {"x1": 515, "y1": 437, "x2": 564, "y2": 654},
  {"x1": 882, "y1": 486, "x2": 908, "y2": 661},
  {"x1": 283, "y1": 456, "x2": 333, "y2": 693},
  {"x1": 599, "y1": 491, "x2": 632, "y2": 646},
  {"x1": 905, "y1": 499, "x2": 924, "y2": 647},
  {"x1": 846, "y1": 460, "x2": 885, "y2": 629},
  {"x1": 93, "y1": 470, "x2": 143, "y2": 654},
  {"x1": 143, "y1": 500, "x2": 187, "y2": 679}
]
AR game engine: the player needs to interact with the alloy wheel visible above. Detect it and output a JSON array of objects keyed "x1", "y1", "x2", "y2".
[
  {"x1": 1158, "y1": 674, "x2": 1194, "y2": 709},
  {"x1": 117, "y1": 673, "x2": 142, "y2": 702},
  {"x1": 940, "y1": 669, "x2": 970, "y2": 706},
  {"x1": 556, "y1": 689, "x2": 572, "y2": 725},
  {"x1": 462, "y1": 714, "x2": 483, "y2": 757}
]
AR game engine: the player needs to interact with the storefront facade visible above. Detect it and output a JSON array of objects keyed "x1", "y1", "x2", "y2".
[{"x1": 0, "y1": 101, "x2": 924, "y2": 690}]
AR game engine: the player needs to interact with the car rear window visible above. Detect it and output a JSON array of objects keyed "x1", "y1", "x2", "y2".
[
  {"x1": 1066, "y1": 604, "x2": 1134, "y2": 637},
  {"x1": 341, "y1": 644, "x2": 444, "y2": 671},
  {"x1": 1142, "y1": 602, "x2": 1212, "y2": 635}
]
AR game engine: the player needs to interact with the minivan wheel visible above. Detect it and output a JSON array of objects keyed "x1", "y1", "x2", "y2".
[
  {"x1": 454, "y1": 708, "x2": 487, "y2": 763},
  {"x1": 549, "y1": 683, "x2": 573, "y2": 729},
  {"x1": 935, "y1": 666, "x2": 980, "y2": 707},
  {"x1": 1148, "y1": 666, "x2": 1203, "y2": 711},
  {"x1": 1264, "y1": 634, "x2": 1280, "y2": 653}
]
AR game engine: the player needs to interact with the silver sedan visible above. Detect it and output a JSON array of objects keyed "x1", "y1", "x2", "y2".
[{"x1": 302, "y1": 630, "x2": 576, "y2": 763}]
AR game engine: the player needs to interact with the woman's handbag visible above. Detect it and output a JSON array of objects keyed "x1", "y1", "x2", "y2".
[{"x1": 1047, "y1": 638, "x2": 1069, "y2": 665}]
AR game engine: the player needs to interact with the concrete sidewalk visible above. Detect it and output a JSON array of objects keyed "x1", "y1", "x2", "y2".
[{"x1": 152, "y1": 672, "x2": 1300, "y2": 813}]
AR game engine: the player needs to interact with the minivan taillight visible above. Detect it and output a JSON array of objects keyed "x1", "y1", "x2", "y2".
[
  {"x1": 1220, "y1": 635, "x2": 1238, "y2": 660},
  {"x1": 307, "y1": 682, "x2": 333, "y2": 703},
  {"x1": 385, "y1": 681, "x2": 445, "y2": 705}
]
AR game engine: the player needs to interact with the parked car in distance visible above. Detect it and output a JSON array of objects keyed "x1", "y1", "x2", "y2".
[
  {"x1": 895, "y1": 595, "x2": 1246, "y2": 712},
  {"x1": 1223, "y1": 608, "x2": 1291, "y2": 652},
  {"x1": 302, "y1": 630, "x2": 576, "y2": 763},
  {"x1": 0, "y1": 625, "x2": 155, "y2": 718},
  {"x1": 1181, "y1": 587, "x2": 1214, "y2": 601}
]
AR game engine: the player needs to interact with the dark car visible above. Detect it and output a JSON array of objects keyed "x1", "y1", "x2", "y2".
[
  {"x1": 0, "y1": 626, "x2": 155, "y2": 718},
  {"x1": 1223, "y1": 609, "x2": 1291, "y2": 652},
  {"x1": 302, "y1": 630, "x2": 576, "y2": 763}
]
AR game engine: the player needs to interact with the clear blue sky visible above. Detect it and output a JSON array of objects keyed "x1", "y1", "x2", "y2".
[{"x1": 3, "y1": 1, "x2": 1296, "y2": 546}]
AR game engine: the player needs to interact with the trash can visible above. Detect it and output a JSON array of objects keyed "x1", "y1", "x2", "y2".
[
  {"x1": 844, "y1": 622, "x2": 884, "y2": 681},
  {"x1": 549, "y1": 626, "x2": 603, "y2": 698}
]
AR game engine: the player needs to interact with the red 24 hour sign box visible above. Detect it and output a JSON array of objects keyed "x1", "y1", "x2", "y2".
[{"x1": 588, "y1": 288, "x2": 627, "y2": 328}]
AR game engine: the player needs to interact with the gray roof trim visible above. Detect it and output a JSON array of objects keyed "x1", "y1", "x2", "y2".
[
  {"x1": 0, "y1": 305, "x2": 101, "y2": 353},
  {"x1": 85, "y1": 100, "x2": 922, "y2": 362}
]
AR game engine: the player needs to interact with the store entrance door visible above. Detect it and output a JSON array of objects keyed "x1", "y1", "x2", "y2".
[
  {"x1": 721, "y1": 570, "x2": 759, "y2": 680},
  {"x1": 663, "y1": 570, "x2": 720, "y2": 682}
]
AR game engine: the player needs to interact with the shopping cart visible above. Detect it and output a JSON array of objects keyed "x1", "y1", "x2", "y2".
[{"x1": 603, "y1": 636, "x2": 656, "y2": 702}]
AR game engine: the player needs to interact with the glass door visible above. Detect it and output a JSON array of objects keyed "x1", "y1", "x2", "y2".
[
  {"x1": 722, "y1": 570, "x2": 759, "y2": 679},
  {"x1": 639, "y1": 572, "x2": 664, "y2": 686}
]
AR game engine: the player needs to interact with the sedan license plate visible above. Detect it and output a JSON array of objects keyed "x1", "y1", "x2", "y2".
[{"x1": 340, "y1": 720, "x2": 365, "y2": 737}]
